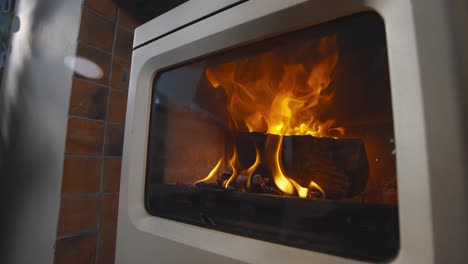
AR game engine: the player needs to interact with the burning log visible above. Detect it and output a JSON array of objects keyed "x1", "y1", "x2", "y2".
[
  {"x1": 251, "y1": 174, "x2": 268, "y2": 189},
  {"x1": 250, "y1": 174, "x2": 283, "y2": 195},
  {"x1": 216, "y1": 170, "x2": 232, "y2": 187},
  {"x1": 213, "y1": 170, "x2": 282, "y2": 195},
  {"x1": 235, "y1": 132, "x2": 369, "y2": 199},
  {"x1": 194, "y1": 168, "x2": 284, "y2": 196}
]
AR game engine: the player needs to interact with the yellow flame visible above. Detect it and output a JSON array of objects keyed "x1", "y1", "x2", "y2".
[
  {"x1": 266, "y1": 135, "x2": 309, "y2": 198},
  {"x1": 194, "y1": 157, "x2": 224, "y2": 185},
  {"x1": 223, "y1": 148, "x2": 239, "y2": 188},
  {"x1": 268, "y1": 135, "x2": 295, "y2": 195},
  {"x1": 202, "y1": 35, "x2": 345, "y2": 198},
  {"x1": 266, "y1": 134, "x2": 325, "y2": 198},
  {"x1": 205, "y1": 35, "x2": 343, "y2": 138},
  {"x1": 290, "y1": 178, "x2": 309, "y2": 198},
  {"x1": 309, "y1": 180, "x2": 325, "y2": 197},
  {"x1": 245, "y1": 146, "x2": 261, "y2": 189}
]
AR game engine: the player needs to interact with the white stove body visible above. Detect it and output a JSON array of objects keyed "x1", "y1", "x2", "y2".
[{"x1": 116, "y1": 0, "x2": 468, "y2": 263}]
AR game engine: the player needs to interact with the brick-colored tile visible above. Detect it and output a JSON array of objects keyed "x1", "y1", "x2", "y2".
[
  {"x1": 108, "y1": 90, "x2": 127, "y2": 123},
  {"x1": 65, "y1": 118, "x2": 105, "y2": 155},
  {"x1": 55, "y1": 233, "x2": 97, "y2": 264},
  {"x1": 104, "y1": 123, "x2": 125, "y2": 156},
  {"x1": 57, "y1": 195, "x2": 99, "y2": 236},
  {"x1": 79, "y1": 7, "x2": 115, "y2": 52},
  {"x1": 98, "y1": 229, "x2": 116, "y2": 264},
  {"x1": 111, "y1": 57, "x2": 130, "y2": 90},
  {"x1": 101, "y1": 194, "x2": 119, "y2": 228},
  {"x1": 69, "y1": 79, "x2": 107, "y2": 120},
  {"x1": 62, "y1": 157, "x2": 100, "y2": 194},
  {"x1": 118, "y1": 9, "x2": 141, "y2": 30},
  {"x1": 115, "y1": 27, "x2": 133, "y2": 61},
  {"x1": 76, "y1": 42, "x2": 111, "y2": 85},
  {"x1": 103, "y1": 159, "x2": 121, "y2": 193},
  {"x1": 84, "y1": 0, "x2": 117, "y2": 20}
]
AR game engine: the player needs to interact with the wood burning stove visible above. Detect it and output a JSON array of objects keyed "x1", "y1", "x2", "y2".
[
  {"x1": 145, "y1": 12, "x2": 397, "y2": 261},
  {"x1": 116, "y1": 1, "x2": 468, "y2": 263}
]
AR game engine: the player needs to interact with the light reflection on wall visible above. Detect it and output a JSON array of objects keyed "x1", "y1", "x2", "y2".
[{"x1": 64, "y1": 56, "x2": 103, "y2": 79}]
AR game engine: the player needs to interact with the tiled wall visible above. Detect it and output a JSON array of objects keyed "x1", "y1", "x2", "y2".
[{"x1": 54, "y1": 1, "x2": 140, "y2": 263}]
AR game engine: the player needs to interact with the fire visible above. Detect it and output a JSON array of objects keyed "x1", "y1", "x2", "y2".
[
  {"x1": 265, "y1": 135, "x2": 294, "y2": 194},
  {"x1": 198, "y1": 35, "x2": 342, "y2": 199},
  {"x1": 205, "y1": 35, "x2": 342, "y2": 137},
  {"x1": 194, "y1": 157, "x2": 223, "y2": 185},
  {"x1": 265, "y1": 134, "x2": 324, "y2": 198},
  {"x1": 244, "y1": 146, "x2": 261, "y2": 189},
  {"x1": 223, "y1": 147, "x2": 239, "y2": 188}
]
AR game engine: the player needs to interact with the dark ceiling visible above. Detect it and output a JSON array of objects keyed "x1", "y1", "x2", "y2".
[{"x1": 113, "y1": 0, "x2": 190, "y2": 24}]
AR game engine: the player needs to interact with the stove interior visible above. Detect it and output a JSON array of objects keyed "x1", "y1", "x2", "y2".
[{"x1": 145, "y1": 12, "x2": 399, "y2": 261}]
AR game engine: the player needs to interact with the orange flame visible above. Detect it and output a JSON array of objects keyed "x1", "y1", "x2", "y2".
[
  {"x1": 195, "y1": 157, "x2": 223, "y2": 185},
  {"x1": 205, "y1": 35, "x2": 343, "y2": 138},
  {"x1": 223, "y1": 148, "x2": 239, "y2": 188},
  {"x1": 266, "y1": 135, "x2": 295, "y2": 195},
  {"x1": 266, "y1": 135, "x2": 325, "y2": 198},
  {"x1": 244, "y1": 146, "x2": 261, "y2": 189},
  {"x1": 200, "y1": 35, "x2": 342, "y2": 198}
]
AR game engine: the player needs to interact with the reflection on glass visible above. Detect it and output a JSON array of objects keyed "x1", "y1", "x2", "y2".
[{"x1": 145, "y1": 12, "x2": 399, "y2": 262}]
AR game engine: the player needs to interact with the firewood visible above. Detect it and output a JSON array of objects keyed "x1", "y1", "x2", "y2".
[
  {"x1": 251, "y1": 174, "x2": 269, "y2": 188},
  {"x1": 217, "y1": 170, "x2": 232, "y2": 187},
  {"x1": 235, "y1": 174, "x2": 248, "y2": 188},
  {"x1": 235, "y1": 132, "x2": 369, "y2": 199}
]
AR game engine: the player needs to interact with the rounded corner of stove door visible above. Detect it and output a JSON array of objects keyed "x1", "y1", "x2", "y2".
[
  {"x1": 125, "y1": 196, "x2": 155, "y2": 234},
  {"x1": 131, "y1": 49, "x2": 165, "y2": 90}
]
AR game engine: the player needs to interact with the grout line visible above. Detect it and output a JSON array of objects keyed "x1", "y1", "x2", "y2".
[
  {"x1": 110, "y1": 1, "x2": 139, "y2": 32},
  {"x1": 82, "y1": 4, "x2": 117, "y2": 24},
  {"x1": 73, "y1": 75, "x2": 128, "y2": 93},
  {"x1": 62, "y1": 192, "x2": 120, "y2": 198},
  {"x1": 95, "y1": 7, "x2": 121, "y2": 264},
  {"x1": 115, "y1": 22, "x2": 134, "y2": 34},
  {"x1": 65, "y1": 153, "x2": 123, "y2": 159},
  {"x1": 107, "y1": 89, "x2": 127, "y2": 95},
  {"x1": 109, "y1": 86, "x2": 129, "y2": 93},
  {"x1": 68, "y1": 115, "x2": 105, "y2": 122},
  {"x1": 100, "y1": 226, "x2": 118, "y2": 231},
  {"x1": 78, "y1": 39, "x2": 113, "y2": 57},
  {"x1": 117, "y1": 23, "x2": 136, "y2": 34},
  {"x1": 56, "y1": 225, "x2": 118, "y2": 246},
  {"x1": 67, "y1": 115, "x2": 126, "y2": 125},
  {"x1": 113, "y1": 54, "x2": 132, "y2": 63},
  {"x1": 108, "y1": 121, "x2": 126, "y2": 126},
  {"x1": 78, "y1": 38, "x2": 133, "y2": 64},
  {"x1": 73, "y1": 76, "x2": 109, "y2": 88},
  {"x1": 57, "y1": 229, "x2": 99, "y2": 240},
  {"x1": 73, "y1": 76, "x2": 129, "y2": 93},
  {"x1": 62, "y1": 193, "x2": 99, "y2": 198}
]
